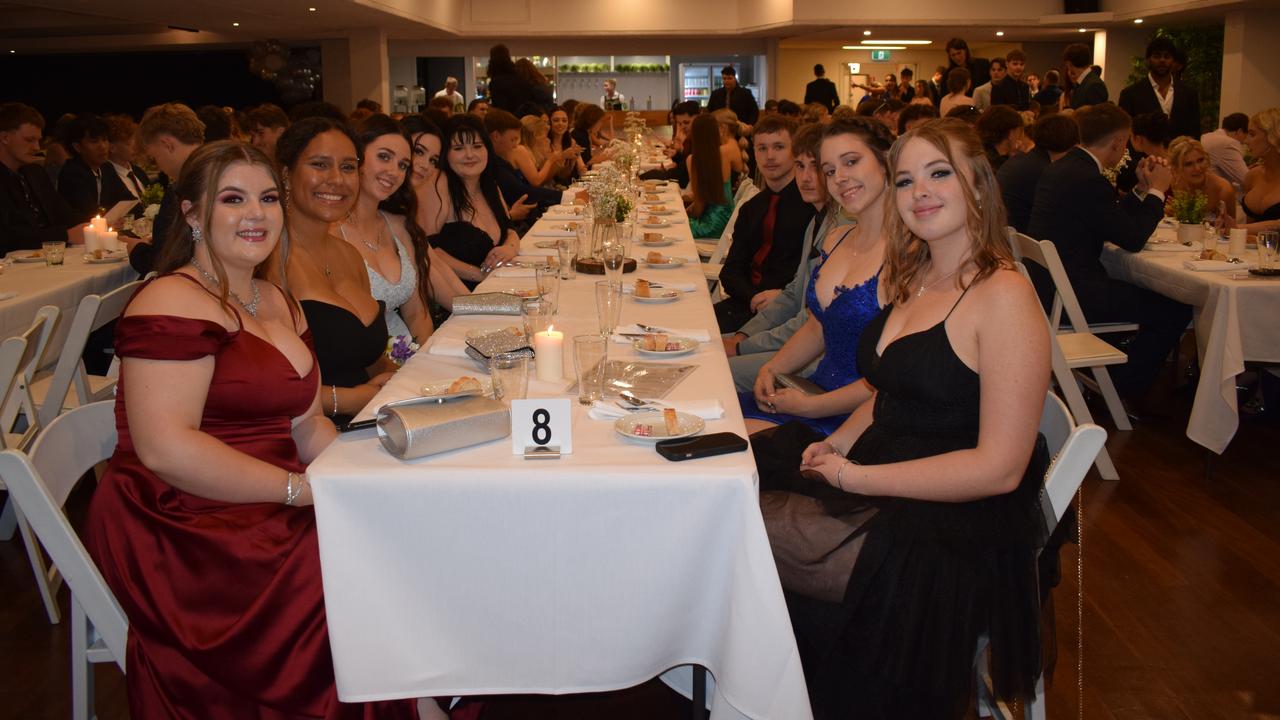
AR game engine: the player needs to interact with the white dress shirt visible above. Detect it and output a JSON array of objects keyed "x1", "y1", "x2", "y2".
[
  {"x1": 1148, "y1": 73, "x2": 1175, "y2": 116},
  {"x1": 1201, "y1": 128, "x2": 1249, "y2": 191}
]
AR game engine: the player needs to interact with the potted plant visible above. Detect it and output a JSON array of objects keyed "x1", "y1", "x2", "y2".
[{"x1": 1170, "y1": 189, "x2": 1208, "y2": 244}]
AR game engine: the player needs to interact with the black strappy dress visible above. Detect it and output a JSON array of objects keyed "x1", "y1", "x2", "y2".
[{"x1": 754, "y1": 292, "x2": 1052, "y2": 719}]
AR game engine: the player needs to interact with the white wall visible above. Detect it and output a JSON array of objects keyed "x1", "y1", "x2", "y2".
[{"x1": 1221, "y1": 7, "x2": 1280, "y2": 119}]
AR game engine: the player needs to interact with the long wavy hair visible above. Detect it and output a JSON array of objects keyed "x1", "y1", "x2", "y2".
[
  {"x1": 689, "y1": 114, "x2": 726, "y2": 206},
  {"x1": 437, "y1": 114, "x2": 508, "y2": 230},
  {"x1": 155, "y1": 140, "x2": 294, "y2": 319},
  {"x1": 353, "y1": 113, "x2": 433, "y2": 312},
  {"x1": 883, "y1": 118, "x2": 1012, "y2": 304}
]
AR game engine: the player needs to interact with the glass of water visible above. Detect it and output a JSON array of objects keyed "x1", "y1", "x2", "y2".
[
  {"x1": 489, "y1": 352, "x2": 529, "y2": 402},
  {"x1": 1258, "y1": 230, "x2": 1279, "y2": 271},
  {"x1": 601, "y1": 238, "x2": 626, "y2": 286},
  {"x1": 595, "y1": 280, "x2": 623, "y2": 335}
]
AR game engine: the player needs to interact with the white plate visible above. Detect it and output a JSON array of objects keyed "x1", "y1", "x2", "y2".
[
  {"x1": 643, "y1": 206, "x2": 675, "y2": 215},
  {"x1": 644, "y1": 257, "x2": 685, "y2": 269},
  {"x1": 641, "y1": 219, "x2": 671, "y2": 229},
  {"x1": 632, "y1": 336, "x2": 699, "y2": 356},
  {"x1": 420, "y1": 376, "x2": 493, "y2": 400},
  {"x1": 10, "y1": 252, "x2": 46, "y2": 263},
  {"x1": 642, "y1": 180, "x2": 670, "y2": 188},
  {"x1": 83, "y1": 251, "x2": 127, "y2": 264},
  {"x1": 640, "y1": 236, "x2": 675, "y2": 248},
  {"x1": 499, "y1": 287, "x2": 540, "y2": 298},
  {"x1": 632, "y1": 289, "x2": 681, "y2": 303},
  {"x1": 534, "y1": 240, "x2": 560, "y2": 249},
  {"x1": 613, "y1": 411, "x2": 705, "y2": 443}
]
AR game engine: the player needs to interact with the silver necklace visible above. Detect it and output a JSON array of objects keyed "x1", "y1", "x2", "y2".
[
  {"x1": 344, "y1": 214, "x2": 382, "y2": 253},
  {"x1": 189, "y1": 257, "x2": 261, "y2": 317},
  {"x1": 916, "y1": 265, "x2": 962, "y2": 298}
]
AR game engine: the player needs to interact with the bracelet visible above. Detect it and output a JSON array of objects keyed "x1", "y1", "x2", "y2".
[
  {"x1": 331, "y1": 385, "x2": 339, "y2": 417},
  {"x1": 836, "y1": 460, "x2": 851, "y2": 492},
  {"x1": 285, "y1": 472, "x2": 303, "y2": 505}
]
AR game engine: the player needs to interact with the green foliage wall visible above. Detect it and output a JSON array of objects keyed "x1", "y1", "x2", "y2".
[{"x1": 1126, "y1": 24, "x2": 1224, "y2": 136}]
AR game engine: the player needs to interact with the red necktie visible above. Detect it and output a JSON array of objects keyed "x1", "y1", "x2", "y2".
[{"x1": 750, "y1": 193, "x2": 781, "y2": 287}]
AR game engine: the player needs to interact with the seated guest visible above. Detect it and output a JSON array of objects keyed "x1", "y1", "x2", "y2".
[
  {"x1": 421, "y1": 114, "x2": 521, "y2": 288},
  {"x1": 1226, "y1": 107, "x2": 1280, "y2": 232},
  {"x1": 1167, "y1": 136, "x2": 1236, "y2": 224},
  {"x1": 684, "y1": 114, "x2": 735, "y2": 241},
  {"x1": 266, "y1": 118, "x2": 397, "y2": 426},
  {"x1": 939, "y1": 67, "x2": 975, "y2": 117},
  {"x1": 801, "y1": 103, "x2": 830, "y2": 125},
  {"x1": 427, "y1": 95, "x2": 455, "y2": 118},
  {"x1": 998, "y1": 113, "x2": 1080, "y2": 233},
  {"x1": 777, "y1": 99, "x2": 803, "y2": 117},
  {"x1": 84, "y1": 139, "x2": 417, "y2": 719},
  {"x1": 340, "y1": 114, "x2": 439, "y2": 343},
  {"x1": 569, "y1": 103, "x2": 616, "y2": 168},
  {"x1": 130, "y1": 103, "x2": 205, "y2": 274},
  {"x1": 0, "y1": 102, "x2": 81, "y2": 253},
  {"x1": 1028, "y1": 102, "x2": 1190, "y2": 401},
  {"x1": 991, "y1": 50, "x2": 1032, "y2": 110},
  {"x1": 484, "y1": 108, "x2": 558, "y2": 225},
  {"x1": 58, "y1": 114, "x2": 136, "y2": 224},
  {"x1": 743, "y1": 118, "x2": 892, "y2": 433},
  {"x1": 467, "y1": 98, "x2": 490, "y2": 118},
  {"x1": 911, "y1": 81, "x2": 935, "y2": 106},
  {"x1": 756, "y1": 117, "x2": 1052, "y2": 718},
  {"x1": 871, "y1": 99, "x2": 905, "y2": 136},
  {"x1": 1201, "y1": 112, "x2": 1250, "y2": 192},
  {"x1": 548, "y1": 105, "x2": 587, "y2": 184},
  {"x1": 290, "y1": 100, "x2": 348, "y2": 124},
  {"x1": 714, "y1": 114, "x2": 817, "y2": 331},
  {"x1": 712, "y1": 109, "x2": 749, "y2": 186},
  {"x1": 725, "y1": 124, "x2": 843, "y2": 389},
  {"x1": 1117, "y1": 112, "x2": 1172, "y2": 194},
  {"x1": 1118, "y1": 37, "x2": 1201, "y2": 141},
  {"x1": 196, "y1": 105, "x2": 233, "y2": 141},
  {"x1": 976, "y1": 105, "x2": 1025, "y2": 171},
  {"x1": 521, "y1": 114, "x2": 572, "y2": 187},
  {"x1": 102, "y1": 114, "x2": 150, "y2": 210},
  {"x1": 896, "y1": 103, "x2": 939, "y2": 136},
  {"x1": 246, "y1": 103, "x2": 289, "y2": 162},
  {"x1": 401, "y1": 114, "x2": 471, "y2": 313},
  {"x1": 1064, "y1": 43, "x2": 1108, "y2": 109}
]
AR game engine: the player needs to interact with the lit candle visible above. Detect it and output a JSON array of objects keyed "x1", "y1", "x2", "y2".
[
  {"x1": 90, "y1": 215, "x2": 108, "y2": 233},
  {"x1": 100, "y1": 227, "x2": 119, "y2": 253},
  {"x1": 83, "y1": 225, "x2": 100, "y2": 252},
  {"x1": 534, "y1": 326, "x2": 564, "y2": 382}
]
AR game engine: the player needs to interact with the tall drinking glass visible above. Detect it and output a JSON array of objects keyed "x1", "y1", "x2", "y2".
[
  {"x1": 557, "y1": 235, "x2": 578, "y2": 280},
  {"x1": 522, "y1": 298, "x2": 554, "y2": 341},
  {"x1": 573, "y1": 335, "x2": 608, "y2": 405},
  {"x1": 1258, "y1": 230, "x2": 1279, "y2": 270},
  {"x1": 536, "y1": 265, "x2": 560, "y2": 311},
  {"x1": 489, "y1": 353, "x2": 530, "y2": 402},
  {"x1": 601, "y1": 238, "x2": 625, "y2": 286},
  {"x1": 595, "y1": 280, "x2": 623, "y2": 335}
]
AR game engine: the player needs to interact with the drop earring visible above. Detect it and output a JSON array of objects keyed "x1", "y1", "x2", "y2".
[{"x1": 192, "y1": 226, "x2": 203, "y2": 243}]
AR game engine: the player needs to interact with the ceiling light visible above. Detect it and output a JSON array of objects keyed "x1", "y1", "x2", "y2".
[
  {"x1": 863, "y1": 30, "x2": 872, "y2": 36},
  {"x1": 843, "y1": 45, "x2": 907, "y2": 51},
  {"x1": 309, "y1": 6, "x2": 317, "y2": 10},
  {"x1": 232, "y1": 21, "x2": 240, "y2": 26},
  {"x1": 1078, "y1": 28, "x2": 1087, "y2": 32},
  {"x1": 995, "y1": 31, "x2": 1005, "y2": 37},
  {"x1": 861, "y1": 40, "x2": 932, "y2": 45},
  {"x1": 1134, "y1": 18, "x2": 1144, "y2": 23}
]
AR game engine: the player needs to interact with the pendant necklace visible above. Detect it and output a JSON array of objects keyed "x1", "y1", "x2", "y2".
[
  {"x1": 190, "y1": 257, "x2": 261, "y2": 317},
  {"x1": 916, "y1": 265, "x2": 962, "y2": 298}
]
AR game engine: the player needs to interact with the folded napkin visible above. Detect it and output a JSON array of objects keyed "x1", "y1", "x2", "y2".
[
  {"x1": 491, "y1": 266, "x2": 536, "y2": 278},
  {"x1": 1145, "y1": 240, "x2": 1201, "y2": 253},
  {"x1": 611, "y1": 324, "x2": 713, "y2": 343},
  {"x1": 1183, "y1": 259, "x2": 1250, "y2": 271},
  {"x1": 587, "y1": 398, "x2": 725, "y2": 421},
  {"x1": 530, "y1": 225, "x2": 578, "y2": 237},
  {"x1": 542, "y1": 212, "x2": 582, "y2": 221},
  {"x1": 520, "y1": 244, "x2": 560, "y2": 257},
  {"x1": 640, "y1": 218, "x2": 686, "y2": 225},
  {"x1": 0, "y1": 291, "x2": 18, "y2": 302},
  {"x1": 426, "y1": 337, "x2": 470, "y2": 357},
  {"x1": 623, "y1": 281, "x2": 699, "y2": 294}
]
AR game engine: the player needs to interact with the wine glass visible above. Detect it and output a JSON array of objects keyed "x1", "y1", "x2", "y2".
[{"x1": 601, "y1": 237, "x2": 625, "y2": 286}]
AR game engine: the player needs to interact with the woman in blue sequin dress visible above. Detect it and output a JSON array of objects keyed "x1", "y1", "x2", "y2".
[{"x1": 740, "y1": 118, "x2": 896, "y2": 435}]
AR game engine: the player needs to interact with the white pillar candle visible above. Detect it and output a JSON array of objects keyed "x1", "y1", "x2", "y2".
[
  {"x1": 100, "y1": 228, "x2": 119, "y2": 253},
  {"x1": 83, "y1": 226, "x2": 101, "y2": 252},
  {"x1": 90, "y1": 215, "x2": 108, "y2": 233},
  {"x1": 534, "y1": 328, "x2": 564, "y2": 382}
]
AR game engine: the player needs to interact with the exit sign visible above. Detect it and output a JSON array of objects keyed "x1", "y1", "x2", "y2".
[{"x1": 870, "y1": 49, "x2": 892, "y2": 61}]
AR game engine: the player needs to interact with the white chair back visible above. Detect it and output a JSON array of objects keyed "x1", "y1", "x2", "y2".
[
  {"x1": 708, "y1": 179, "x2": 758, "y2": 266},
  {"x1": 36, "y1": 280, "x2": 141, "y2": 428},
  {"x1": 0, "y1": 306, "x2": 59, "y2": 450},
  {"x1": 0, "y1": 401, "x2": 127, "y2": 720},
  {"x1": 1040, "y1": 392, "x2": 1106, "y2": 526},
  {"x1": 1010, "y1": 231, "x2": 1091, "y2": 335}
]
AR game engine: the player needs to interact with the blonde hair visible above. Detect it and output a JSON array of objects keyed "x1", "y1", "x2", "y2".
[
  {"x1": 712, "y1": 108, "x2": 740, "y2": 139},
  {"x1": 520, "y1": 114, "x2": 549, "y2": 163},
  {"x1": 135, "y1": 103, "x2": 205, "y2": 152},
  {"x1": 883, "y1": 118, "x2": 1013, "y2": 304},
  {"x1": 1251, "y1": 107, "x2": 1280, "y2": 152},
  {"x1": 1168, "y1": 136, "x2": 1207, "y2": 176}
]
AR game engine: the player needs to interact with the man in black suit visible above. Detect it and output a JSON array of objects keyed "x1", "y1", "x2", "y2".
[
  {"x1": 997, "y1": 113, "x2": 1080, "y2": 234},
  {"x1": 129, "y1": 103, "x2": 205, "y2": 275},
  {"x1": 57, "y1": 114, "x2": 139, "y2": 225},
  {"x1": 708, "y1": 66, "x2": 759, "y2": 127},
  {"x1": 1063, "y1": 43, "x2": 1108, "y2": 109},
  {"x1": 1118, "y1": 37, "x2": 1202, "y2": 141},
  {"x1": 990, "y1": 49, "x2": 1032, "y2": 110},
  {"x1": 1028, "y1": 102, "x2": 1190, "y2": 401},
  {"x1": 804, "y1": 64, "x2": 840, "y2": 113},
  {"x1": 715, "y1": 115, "x2": 815, "y2": 332},
  {"x1": 0, "y1": 102, "x2": 82, "y2": 255}
]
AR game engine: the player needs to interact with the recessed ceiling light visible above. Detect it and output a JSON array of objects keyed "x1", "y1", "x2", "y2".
[
  {"x1": 863, "y1": 30, "x2": 872, "y2": 36},
  {"x1": 309, "y1": 6, "x2": 317, "y2": 10},
  {"x1": 843, "y1": 45, "x2": 908, "y2": 51},
  {"x1": 1078, "y1": 27, "x2": 1087, "y2": 32},
  {"x1": 232, "y1": 21, "x2": 240, "y2": 26},
  {"x1": 1134, "y1": 18, "x2": 1144, "y2": 23},
  {"x1": 861, "y1": 40, "x2": 933, "y2": 45},
  {"x1": 8, "y1": 50, "x2": 14, "y2": 54},
  {"x1": 996, "y1": 31, "x2": 1005, "y2": 36}
]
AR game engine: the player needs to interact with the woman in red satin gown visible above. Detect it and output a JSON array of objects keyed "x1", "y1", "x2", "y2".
[{"x1": 84, "y1": 140, "x2": 418, "y2": 720}]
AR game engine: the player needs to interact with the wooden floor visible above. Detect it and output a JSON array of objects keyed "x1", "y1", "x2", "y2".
[{"x1": 2, "y1": 370, "x2": 1278, "y2": 720}]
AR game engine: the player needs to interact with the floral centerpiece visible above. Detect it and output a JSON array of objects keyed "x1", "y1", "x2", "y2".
[{"x1": 139, "y1": 183, "x2": 165, "y2": 220}]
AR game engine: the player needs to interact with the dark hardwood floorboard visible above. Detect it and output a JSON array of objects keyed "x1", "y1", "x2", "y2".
[{"x1": 2, "y1": 365, "x2": 1278, "y2": 719}]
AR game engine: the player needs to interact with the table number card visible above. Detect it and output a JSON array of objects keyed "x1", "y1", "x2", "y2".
[{"x1": 511, "y1": 398, "x2": 573, "y2": 456}]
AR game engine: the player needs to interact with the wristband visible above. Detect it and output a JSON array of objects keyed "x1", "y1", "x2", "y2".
[{"x1": 331, "y1": 385, "x2": 339, "y2": 417}]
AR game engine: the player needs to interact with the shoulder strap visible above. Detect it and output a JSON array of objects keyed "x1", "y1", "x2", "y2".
[{"x1": 942, "y1": 280, "x2": 976, "y2": 322}]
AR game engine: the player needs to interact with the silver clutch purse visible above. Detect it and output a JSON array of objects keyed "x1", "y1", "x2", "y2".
[
  {"x1": 464, "y1": 328, "x2": 534, "y2": 364},
  {"x1": 452, "y1": 292, "x2": 524, "y2": 316},
  {"x1": 376, "y1": 395, "x2": 511, "y2": 460}
]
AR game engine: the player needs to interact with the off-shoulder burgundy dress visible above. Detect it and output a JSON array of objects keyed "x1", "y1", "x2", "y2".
[{"x1": 84, "y1": 276, "x2": 417, "y2": 720}]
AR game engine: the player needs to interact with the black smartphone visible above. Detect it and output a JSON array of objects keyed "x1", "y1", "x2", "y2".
[{"x1": 655, "y1": 432, "x2": 748, "y2": 461}]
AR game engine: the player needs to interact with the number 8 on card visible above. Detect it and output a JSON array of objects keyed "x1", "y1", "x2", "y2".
[{"x1": 510, "y1": 398, "x2": 572, "y2": 455}]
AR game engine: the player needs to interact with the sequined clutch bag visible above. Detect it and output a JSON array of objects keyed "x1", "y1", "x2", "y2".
[
  {"x1": 452, "y1": 292, "x2": 525, "y2": 316},
  {"x1": 376, "y1": 395, "x2": 511, "y2": 460},
  {"x1": 464, "y1": 328, "x2": 534, "y2": 364}
]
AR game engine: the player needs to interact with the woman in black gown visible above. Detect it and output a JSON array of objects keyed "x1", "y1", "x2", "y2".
[
  {"x1": 755, "y1": 118, "x2": 1053, "y2": 718},
  {"x1": 265, "y1": 117, "x2": 396, "y2": 426}
]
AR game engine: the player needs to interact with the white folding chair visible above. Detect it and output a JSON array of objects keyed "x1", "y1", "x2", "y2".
[
  {"x1": 1008, "y1": 228, "x2": 1138, "y2": 336},
  {"x1": 29, "y1": 280, "x2": 141, "y2": 429},
  {"x1": 0, "y1": 305, "x2": 60, "y2": 542},
  {"x1": 975, "y1": 391, "x2": 1106, "y2": 720},
  {"x1": 1012, "y1": 236, "x2": 1130, "y2": 480},
  {"x1": 704, "y1": 180, "x2": 761, "y2": 302},
  {"x1": 697, "y1": 177, "x2": 757, "y2": 262},
  {"x1": 0, "y1": 401, "x2": 127, "y2": 720}
]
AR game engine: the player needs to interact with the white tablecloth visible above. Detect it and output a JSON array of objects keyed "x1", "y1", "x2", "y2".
[
  {"x1": 1101, "y1": 243, "x2": 1280, "y2": 453},
  {"x1": 0, "y1": 247, "x2": 138, "y2": 357},
  {"x1": 309, "y1": 186, "x2": 812, "y2": 720}
]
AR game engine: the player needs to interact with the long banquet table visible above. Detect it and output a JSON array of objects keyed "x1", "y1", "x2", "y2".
[
  {"x1": 0, "y1": 247, "x2": 139, "y2": 353},
  {"x1": 1101, "y1": 237, "x2": 1280, "y2": 454},
  {"x1": 308, "y1": 185, "x2": 812, "y2": 720}
]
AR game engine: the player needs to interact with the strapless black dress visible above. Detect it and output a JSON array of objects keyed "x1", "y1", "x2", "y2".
[{"x1": 300, "y1": 299, "x2": 388, "y2": 425}]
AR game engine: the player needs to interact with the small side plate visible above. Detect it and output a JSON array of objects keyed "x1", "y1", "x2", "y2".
[{"x1": 613, "y1": 411, "x2": 705, "y2": 443}]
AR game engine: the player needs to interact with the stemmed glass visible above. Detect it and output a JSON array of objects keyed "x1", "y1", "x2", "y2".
[{"x1": 601, "y1": 237, "x2": 625, "y2": 287}]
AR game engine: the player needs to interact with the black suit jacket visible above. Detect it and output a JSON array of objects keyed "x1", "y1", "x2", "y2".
[
  {"x1": 996, "y1": 146, "x2": 1051, "y2": 234},
  {"x1": 1069, "y1": 73, "x2": 1109, "y2": 109},
  {"x1": 708, "y1": 86, "x2": 759, "y2": 126},
  {"x1": 718, "y1": 179, "x2": 815, "y2": 304},
  {"x1": 990, "y1": 78, "x2": 1031, "y2": 110},
  {"x1": 58, "y1": 157, "x2": 138, "y2": 225},
  {"x1": 128, "y1": 189, "x2": 178, "y2": 275},
  {"x1": 948, "y1": 58, "x2": 991, "y2": 97},
  {"x1": 804, "y1": 78, "x2": 840, "y2": 112},
  {"x1": 1027, "y1": 147, "x2": 1164, "y2": 291},
  {"x1": 0, "y1": 162, "x2": 76, "y2": 253},
  {"x1": 1117, "y1": 78, "x2": 1201, "y2": 140}
]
